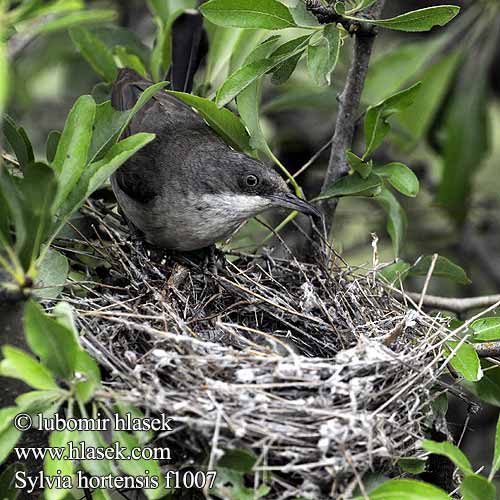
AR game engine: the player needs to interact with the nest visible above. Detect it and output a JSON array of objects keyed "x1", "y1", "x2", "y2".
[{"x1": 56, "y1": 201, "x2": 450, "y2": 498}]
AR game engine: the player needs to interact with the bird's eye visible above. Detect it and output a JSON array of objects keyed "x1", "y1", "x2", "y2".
[{"x1": 246, "y1": 174, "x2": 259, "y2": 187}]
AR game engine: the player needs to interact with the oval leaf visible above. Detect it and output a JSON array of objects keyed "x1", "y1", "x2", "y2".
[
  {"x1": 23, "y1": 299, "x2": 79, "y2": 380},
  {"x1": 370, "y1": 6, "x2": 460, "y2": 32},
  {"x1": 409, "y1": 255, "x2": 471, "y2": 284},
  {"x1": 471, "y1": 318, "x2": 500, "y2": 342},
  {"x1": 0, "y1": 346, "x2": 59, "y2": 391},
  {"x1": 352, "y1": 479, "x2": 450, "y2": 500},
  {"x1": 421, "y1": 439, "x2": 473, "y2": 474},
  {"x1": 200, "y1": 0, "x2": 296, "y2": 30},
  {"x1": 364, "y1": 83, "x2": 421, "y2": 158},
  {"x1": 216, "y1": 58, "x2": 277, "y2": 107},
  {"x1": 317, "y1": 173, "x2": 382, "y2": 200},
  {"x1": 376, "y1": 162, "x2": 419, "y2": 197},
  {"x1": 460, "y1": 474, "x2": 496, "y2": 500},
  {"x1": 375, "y1": 187, "x2": 407, "y2": 257},
  {"x1": 34, "y1": 249, "x2": 69, "y2": 300},
  {"x1": 70, "y1": 27, "x2": 118, "y2": 83},
  {"x1": 168, "y1": 91, "x2": 251, "y2": 152},
  {"x1": 445, "y1": 341, "x2": 482, "y2": 382}
]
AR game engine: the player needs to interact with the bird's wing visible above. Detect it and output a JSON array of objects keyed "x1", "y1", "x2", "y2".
[{"x1": 110, "y1": 68, "x2": 210, "y2": 203}]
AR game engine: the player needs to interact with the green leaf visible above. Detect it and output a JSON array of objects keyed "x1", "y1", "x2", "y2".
[
  {"x1": 34, "y1": 249, "x2": 68, "y2": 299},
  {"x1": 114, "y1": 46, "x2": 148, "y2": 78},
  {"x1": 113, "y1": 431, "x2": 166, "y2": 499},
  {"x1": 236, "y1": 37, "x2": 282, "y2": 155},
  {"x1": 15, "y1": 390, "x2": 63, "y2": 413},
  {"x1": 346, "y1": 151, "x2": 372, "y2": 179},
  {"x1": 168, "y1": 91, "x2": 251, "y2": 153},
  {"x1": 463, "y1": 362, "x2": 500, "y2": 407},
  {"x1": 23, "y1": 299, "x2": 79, "y2": 379},
  {"x1": 20, "y1": 9, "x2": 117, "y2": 34},
  {"x1": 307, "y1": 37, "x2": 329, "y2": 87},
  {"x1": 229, "y1": 30, "x2": 267, "y2": 73},
  {"x1": 316, "y1": 173, "x2": 382, "y2": 201},
  {"x1": 289, "y1": 1, "x2": 319, "y2": 27},
  {"x1": 205, "y1": 26, "x2": 244, "y2": 86},
  {"x1": 0, "y1": 163, "x2": 58, "y2": 272},
  {"x1": 364, "y1": 82, "x2": 421, "y2": 158},
  {"x1": 398, "y1": 457, "x2": 427, "y2": 474},
  {"x1": 376, "y1": 162, "x2": 419, "y2": 197},
  {"x1": 200, "y1": 0, "x2": 296, "y2": 30},
  {"x1": 421, "y1": 439, "x2": 472, "y2": 474},
  {"x1": 216, "y1": 58, "x2": 280, "y2": 107},
  {"x1": 374, "y1": 187, "x2": 407, "y2": 257},
  {"x1": 409, "y1": 255, "x2": 471, "y2": 284},
  {"x1": 271, "y1": 51, "x2": 302, "y2": 85},
  {"x1": 115, "y1": 403, "x2": 153, "y2": 445},
  {"x1": 307, "y1": 26, "x2": 340, "y2": 87},
  {"x1": 352, "y1": 479, "x2": 450, "y2": 500},
  {"x1": 52, "y1": 95, "x2": 96, "y2": 210},
  {"x1": 0, "y1": 42, "x2": 7, "y2": 118},
  {"x1": 334, "y1": 2, "x2": 346, "y2": 15},
  {"x1": 44, "y1": 429, "x2": 78, "y2": 500},
  {"x1": 0, "y1": 407, "x2": 20, "y2": 434},
  {"x1": 378, "y1": 261, "x2": 411, "y2": 285},
  {"x1": 74, "y1": 350, "x2": 101, "y2": 404},
  {"x1": 92, "y1": 25, "x2": 150, "y2": 64},
  {"x1": 79, "y1": 431, "x2": 113, "y2": 476},
  {"x1": 445, "y1": 341, "x2": 482, "y2": 382},
  {"x1": 436, "y1": 43, "x2": 490, "y2": 224},
  {"x1": 460, "y1": 474, "x2": 496, "y2": 500},
  {"x1": 150, "y1": 16, "x2": 170, "y2": 82},
  {"x1": 51, "y1": 301, "x2": 77, "y2": 333},
  {"x1": 46, "y1": 130, "x2": 61, "y2": 164},
  {"x1": 16, "y1": 9, "x2": 116, "y2": 35},
  {"x1": 217, "y1": 449, "x2": 257, "y2": 473},
  {"x1": 147, "y1": 0, "x2": 196, "y2": 21},
  {"x1": 88, "y1": 81, "x2": 168, "y2": 163},
  {"x1": 0, "y1": 346, "x2": 59, "y2": 390},
  {"x1": 0, "y1": 425, "x2": 22, "y2": 465},
  {"x1": 492, "y1": 415, "x2": 500, "y2": 477},
  {"x1": 324, "y1": 24, "x2": 341, "y2": 82},
  {"x1": 369, "y1": 6, "x2": 460, "y2": 32},
  {"x1": 3, "y1": 115, "x2": 34, "y2": 170},
  {"x1": 147, "y1": 0, "x2": 170, "y2": 21},
  {"x1": 364, "y1": 39, "x2": 443, "y2": 104},
  {"x1": 60, "y1": 133, "x2": 155, "y2": 220},
  {"x1": 471, "y1": 318, "x2": 500, "y2": 342},
  {"x1": 396, "y1": 51, "x2": 460, "y2": 149},
  {"x1": 70, "y1": 27, "x2": 117, "y2": 83}
]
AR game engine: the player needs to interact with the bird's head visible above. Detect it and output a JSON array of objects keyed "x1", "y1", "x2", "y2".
[{"x1": 191, "y1": 149, "x2": 321, "y2": 223}]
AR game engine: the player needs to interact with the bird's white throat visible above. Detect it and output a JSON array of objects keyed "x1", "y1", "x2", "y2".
[{"x1": 200, "y1": 193, "x2": 271, "y2": 220}]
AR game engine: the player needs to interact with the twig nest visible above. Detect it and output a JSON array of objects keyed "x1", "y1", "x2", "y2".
[{"x1": 62, "y1": 204, "x2": 448, "y2": 498}]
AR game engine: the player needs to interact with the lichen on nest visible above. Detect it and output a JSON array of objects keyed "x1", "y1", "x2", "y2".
[{"x1": 55, "y1": 200, "x2": 450, "y2": 498}]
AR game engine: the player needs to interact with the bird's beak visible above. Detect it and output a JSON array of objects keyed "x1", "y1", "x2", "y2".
[{"x1": 268, "y1": 193, "x2": 322, "y2": 218}]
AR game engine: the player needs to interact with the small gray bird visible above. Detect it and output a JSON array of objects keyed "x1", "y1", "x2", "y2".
[{"x1": 110, "y1": 15, "x2": 319, "y2": 252}]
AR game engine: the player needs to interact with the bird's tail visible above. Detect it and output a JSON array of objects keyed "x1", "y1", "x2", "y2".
[{"x1": 167, "y1": 10, "x2": 208, "y2": 93}]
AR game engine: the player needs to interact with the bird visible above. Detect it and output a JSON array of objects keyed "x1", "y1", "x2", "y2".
[{"x1": 110, "y1": 12, "x2": 320, "y2": 252}]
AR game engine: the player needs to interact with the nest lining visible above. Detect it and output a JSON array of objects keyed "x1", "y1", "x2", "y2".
[{"x1": 55, "y1": 201, "x2": 450, "y2": 498}]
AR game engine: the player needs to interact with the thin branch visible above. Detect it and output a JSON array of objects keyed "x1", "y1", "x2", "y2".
[
  {"x1": 316, "y1": 0, "x2": 386, "y2": 231},
  {"x1": 406, "y1": 292, "x2": 500, "y2": 314},
  {"x1": 475, "y1": 342, "x2": 500, "y2": 359}
]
